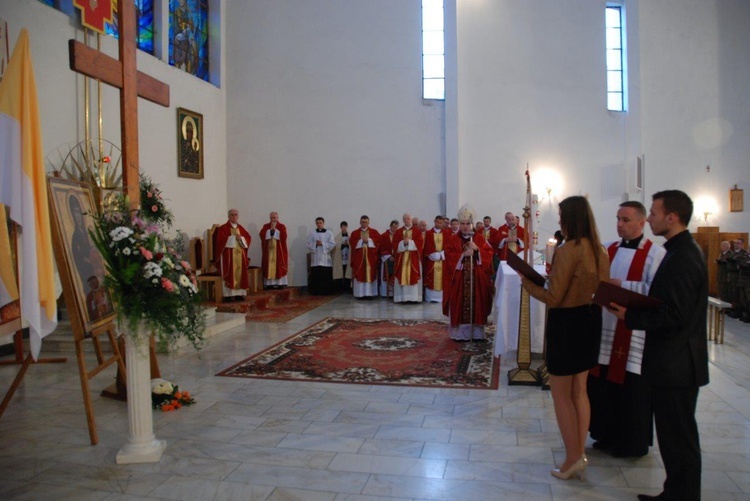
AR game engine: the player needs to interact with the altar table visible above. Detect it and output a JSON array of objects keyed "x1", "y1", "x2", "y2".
[{"x1": 493, "y1": 262, "x2": 546, "y2": 357}]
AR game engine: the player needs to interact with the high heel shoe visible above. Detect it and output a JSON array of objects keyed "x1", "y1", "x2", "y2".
[{"x1": 550, "y1": 455, "x2": 588, "y2": 481}]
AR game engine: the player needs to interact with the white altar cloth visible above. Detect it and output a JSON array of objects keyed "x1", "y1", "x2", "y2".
[{"x1": 493, "y1": 262, "x2": 546, "y2": 356}]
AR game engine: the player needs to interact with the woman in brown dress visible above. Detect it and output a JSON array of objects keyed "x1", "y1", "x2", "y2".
[{"x1": 520, "y1": 196, "x2": 609, "y2": 480}]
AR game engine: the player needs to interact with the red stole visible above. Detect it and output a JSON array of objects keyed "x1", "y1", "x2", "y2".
[{"x1": 594, "y1": 240, "x2": 652, "y2": 384}]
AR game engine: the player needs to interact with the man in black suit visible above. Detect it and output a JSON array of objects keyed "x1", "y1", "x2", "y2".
[{"x1": 609, "y1": 190, "x2": 708, "y2": 501}]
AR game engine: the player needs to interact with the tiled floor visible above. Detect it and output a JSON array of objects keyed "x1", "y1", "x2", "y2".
[{"x1": 1, "y1": 296, "x2": 749, "y2": 500}]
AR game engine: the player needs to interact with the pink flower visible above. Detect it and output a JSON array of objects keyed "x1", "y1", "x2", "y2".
[
  {"x1": 161, "y1": 278, "x2": 175, "y2": 292},
  {"x1": 147, "y1": 191, "x2": 153, "y2": 198},
  {"x1": 152, "y1": 205, "x2": 158, "y2": 212},
  {"x1": 140, "y1": 247, "x2": 153, "y2": 260},
  {"x1": 180, "y1": 260, "x2": 191, "y2": 270}
]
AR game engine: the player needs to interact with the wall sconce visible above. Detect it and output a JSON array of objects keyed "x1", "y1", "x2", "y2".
[
  {"x1": 695, "y1": 195, "x2": 719, "y2": 225},
  {"x1": 531, "y1": 167, "x2": 564, "y2": 224}
]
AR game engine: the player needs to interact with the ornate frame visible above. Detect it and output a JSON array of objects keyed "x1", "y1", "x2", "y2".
[{"x1": 177, "y1": 107, "x2": 204, "y2": 179}]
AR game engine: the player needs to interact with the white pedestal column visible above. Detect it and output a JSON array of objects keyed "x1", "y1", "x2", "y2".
[{"x1": 116, "y1": 324, "x2": 166, "y2": 464}]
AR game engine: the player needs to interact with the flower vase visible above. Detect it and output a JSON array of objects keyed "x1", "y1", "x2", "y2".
[{"x1": 116, "y1": 320, "x2": 166, "y2": 464}]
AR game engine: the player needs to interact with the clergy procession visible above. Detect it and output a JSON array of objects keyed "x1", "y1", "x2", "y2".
[{"x1": 211, "y1": 193, "x2": 711, "y2": 500}]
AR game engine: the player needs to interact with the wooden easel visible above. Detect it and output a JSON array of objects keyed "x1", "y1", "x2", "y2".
[
  {"x1": 0, "y1": 214, "x2": 67, "y2": 418},
  {"x1": 45, "y1": 178, "x2": 133, "y2": 445}
]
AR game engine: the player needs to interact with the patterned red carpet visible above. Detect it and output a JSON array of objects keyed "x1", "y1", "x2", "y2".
[
  {"x1": 217, "y1": 317, "x2": 499, "y2": 389},
  {"x1": 215, "y1": 288, "x2": 339, "y2": 322}
]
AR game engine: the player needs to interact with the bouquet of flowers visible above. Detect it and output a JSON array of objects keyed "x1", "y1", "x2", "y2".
[
  {"x1": 151, "y1": 378, "x2": 195, "y2": 412},
  {"x1": 140, "y1": 174, "x2": 173, "y2": 228},
  {"x1": 89, "y1": 195, "x2": 206, "y2": 349}
]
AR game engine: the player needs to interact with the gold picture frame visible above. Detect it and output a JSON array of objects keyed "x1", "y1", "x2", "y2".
[
  {"x1": 47, "y1": 177, "x2": 116, "y2": 333},
  {"x1": 730, "y1": 185, "x2": 743, "y2": 213},
  {"x1": 177, "y1": 107, "x2": 204, "y2": 179}
]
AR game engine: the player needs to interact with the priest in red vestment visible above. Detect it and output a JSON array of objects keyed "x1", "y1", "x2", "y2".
[
  {"x1": 423, "y1": 215, "x2": 446, "y2": 303},
  {"x1": 259, "y1": 211, "x2": 288, "y2": 289},
  {"x1": 214, "y1": 209, "x2": 252, "y2": 301},
  {"x1": 350, "y1": 215, "x2": 381, "y2": 298},
  {"x1": 393, "y1": 213, "x2": 424, "y2": 303},
  {"x1": 493, "y1": 211, "x2": 526, "y2": 261},
  {"x1": 379, "y1": 220, "x2": 399, "y2": 298},
  {"x1": 443, "y1": 206, "x2": 493, "y2": 341}
]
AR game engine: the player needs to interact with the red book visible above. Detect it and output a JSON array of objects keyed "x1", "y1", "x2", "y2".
[
  {"x1": 592, "y1": 281, "x2": 663, "y2": 310},
  {"x1": 506, "y1": 251, "x2": 546, "y2": 287}
]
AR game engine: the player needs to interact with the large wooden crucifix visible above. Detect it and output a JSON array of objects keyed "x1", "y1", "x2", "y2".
[{"x1": 68, "y1": 0, "x2": 170, "y2": 208}]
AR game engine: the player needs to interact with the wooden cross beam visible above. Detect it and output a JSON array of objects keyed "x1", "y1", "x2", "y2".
[{"x1": 68, "y1": 0, "x2": 170, "y2": 209}]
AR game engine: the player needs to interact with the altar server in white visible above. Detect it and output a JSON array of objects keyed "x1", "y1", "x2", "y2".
[
  {"x1": 306, "y1": 217, "x2": 336, "y2": 295},
  {"x1": 588, "y1": 201, "x2": 666, "y2": 458}
]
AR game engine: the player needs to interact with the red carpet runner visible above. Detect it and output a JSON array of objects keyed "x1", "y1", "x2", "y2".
[
  {"x1": 215, "y1": 288, "x2": 338, "y2": 322},
  {"x1": 217, "y1": 317, "x2": 499, "y2": 389}
]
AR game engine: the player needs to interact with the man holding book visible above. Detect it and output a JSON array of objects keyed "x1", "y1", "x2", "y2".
[{"x1": 608, "y1": 190, "x2": 708, "y2": 501}]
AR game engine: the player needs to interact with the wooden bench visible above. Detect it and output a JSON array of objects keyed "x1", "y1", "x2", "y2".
[{"x1": 707, "y1": 296, "x2": 731, "y2": 344}]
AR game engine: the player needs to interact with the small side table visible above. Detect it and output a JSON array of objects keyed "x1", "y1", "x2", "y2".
[{"x1": 707, "y1": 296, "x2": 731, "y2": 344}]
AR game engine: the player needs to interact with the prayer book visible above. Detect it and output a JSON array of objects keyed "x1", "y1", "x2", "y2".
[
  {"x1": 506, "y1": 251, "x2": 546, "y2": 287},
  {"x1": 592, "y1": 281, "x2": 663, "y2": 310}
]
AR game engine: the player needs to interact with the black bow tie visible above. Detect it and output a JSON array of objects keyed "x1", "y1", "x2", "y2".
[{"x1": 316, "y1": 228, "x2": 326, "y2": 233}]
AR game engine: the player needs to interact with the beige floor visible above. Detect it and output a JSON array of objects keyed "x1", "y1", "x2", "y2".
[{"x1": 1, "y1": 295, "x2": 749, "y2": 500}]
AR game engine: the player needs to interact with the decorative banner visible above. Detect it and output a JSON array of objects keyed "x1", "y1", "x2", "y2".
[
  {"x1": 0, "y1": 29, "x2": 58, "y2": 359},
  {"x1": 74, "y1": 0, "x2": 115, "y2": 34},
  {"x1": 0, "y1": 19, "x2": 9, "y2": 80}
]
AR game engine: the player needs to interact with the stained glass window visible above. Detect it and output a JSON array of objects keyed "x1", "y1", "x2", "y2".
[
  {"x1": 104, "y1": 0, "x2": 155, "y2": 55},
  {"x1": 169, "y1": 0, "x2": 209, "y2": 82}
]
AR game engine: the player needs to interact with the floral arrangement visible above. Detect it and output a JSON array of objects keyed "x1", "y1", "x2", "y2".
[
  {"x1": 151, "y1": 378, "x2": 195, "y2": 412},
  {"x1": 89, "y1": 194, "x2": 206, "y2": 349},
  {"x1": 140, "y1": 174, "x2": 174, "y2": 228}
]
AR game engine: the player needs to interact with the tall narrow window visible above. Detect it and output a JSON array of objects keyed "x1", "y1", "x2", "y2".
[
  {"x1": 169, "y1": 0, "x2": 209, "y2": 82},
  {"x1": 105, "y1": 0, "x2": 155, "y2": 55},
  {"x1": 605, "y1": 5, "x2": 626, "y2": 111},
  {"x1": 422, "y1": 0, "x2": 445, "y2": 100}
]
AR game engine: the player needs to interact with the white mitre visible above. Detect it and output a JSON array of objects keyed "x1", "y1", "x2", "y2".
[{"x1": 457, "y1": 203, "x2": 477, "y2": 224}]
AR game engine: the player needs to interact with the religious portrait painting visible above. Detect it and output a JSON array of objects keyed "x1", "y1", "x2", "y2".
[
  {"x1": 177, "y1": 107, "x2": 204, "y2": 179},
  {"x1": 47, "y1": 177, "x2": 116, "y2": 332}
]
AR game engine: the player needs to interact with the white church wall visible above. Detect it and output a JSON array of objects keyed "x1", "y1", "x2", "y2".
[
  {"x1": 225, "y1": 0, "x2": 445, "y2": 285},
  {"x1": 1, "y1": 0, "x2": 229, "y2": 248},
  {"x1": 453, "y1": 0, "x2": 750, "y2": 244},
  {"x1": 638, "y1": 0, "x2": 750, "y2": 234},
  {"x1": 454, "y1": 0, "x2": 640, "y2": 245}
]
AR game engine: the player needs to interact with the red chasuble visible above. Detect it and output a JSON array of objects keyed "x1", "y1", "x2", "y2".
[
  {"x1": 423, "y1": 229, "x2": 445, "y2": 291},
  {"x1": 350, "y1": 227, "x2": 381, "y2": 283},
  {"x1": 442, "y1": 231, "x2": 459, "y2": 308},
  {"x1": 443, "y1": 232, "x2": 493, "y2": 327},
  {"x1": 378, "y1": 230, "x2": 396, "y2": 288},
  {"x1": 215, "y1": 221, "x2": 252, "y2": 289},
  {"x1": 493, "y1": 224, "x2": 526, "y2": 261},
  {"x1": 392, "y1": 226, "x2": 424, "y2": 286},
  {"x1": 259, "y1": 222, "x2": 288, "y2": 280}
]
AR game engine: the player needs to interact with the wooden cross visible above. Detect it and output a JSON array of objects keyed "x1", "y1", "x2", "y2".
[{"x1": 68, "y1": 0, "x2": 170, "y2": 209}]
